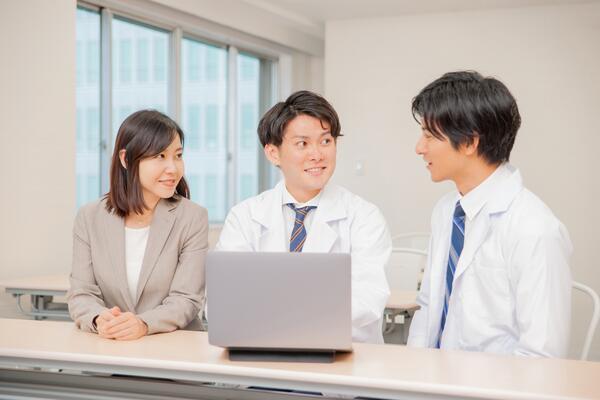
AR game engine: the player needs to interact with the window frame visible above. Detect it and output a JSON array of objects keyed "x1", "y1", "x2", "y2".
[{"x1": 77, "y1": 0, "x2": 289, "y2": 223}]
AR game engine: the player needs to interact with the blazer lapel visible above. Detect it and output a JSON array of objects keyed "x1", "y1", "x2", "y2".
[
  {"x1": 302, "y1": 185, "x2": 345, "y2": 253},
  {"x1": 135, "y1": 199, "x2": 177, "y2": 305},
  {"x1": 103, "y1": 208, "x2": 134, "y2": 311}
]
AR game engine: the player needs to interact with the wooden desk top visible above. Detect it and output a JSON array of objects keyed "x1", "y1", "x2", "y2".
[
  {"x1": 0, "y1": 274, "x2": 69, "y2": 292},
  {"x1": 387, "y1": 291, "x2": 418, "y2": 310},
  {"x1": 1, "y1": 318, "x2": 599, "y2": 399}
]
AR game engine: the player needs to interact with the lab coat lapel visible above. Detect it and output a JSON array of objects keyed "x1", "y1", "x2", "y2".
[
  {"x1": 454, "y1": 166, "x2": 524, "y2": 281},
  {"x1": 251, "y1": 182, "x2": 288, "y2": 251},
  {"x1": 135, "y1": 199, "x2": 177, "y2": 305},
  {"x1": 302, "y1": 185, "x2": 345, "y2": 253},
  {"x1": 103, "y1": 208, "x2": 135, "y2": 311},
  {"x1": 453, "y1": 213, "x2": 491, "y2": 281},
  {"x1": 428, "y1": 201, "x2": 455, "y2": 340}
]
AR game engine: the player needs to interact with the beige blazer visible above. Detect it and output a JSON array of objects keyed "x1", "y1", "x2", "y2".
[{"x1": 67, "y1": 196, "x2": 208, "y2": 335}]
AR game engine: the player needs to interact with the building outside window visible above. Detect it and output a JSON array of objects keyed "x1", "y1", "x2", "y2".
[{"x1": 75, "y1": 7, "x2": 101, "y2": 209}]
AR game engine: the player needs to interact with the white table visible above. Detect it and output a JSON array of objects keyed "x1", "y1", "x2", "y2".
[
  {"x1": 1, "y1": 274, "x2": 420, "y2": 322},
  {"x1": 0, "y1": 275, "x2": 69, "y2": 319},
  {"x1": 384, "y1": 290, "x2": 419, "y2": 340},
  {"x1": 1, "y1": 318, "x2": 599, "y2": 400}
]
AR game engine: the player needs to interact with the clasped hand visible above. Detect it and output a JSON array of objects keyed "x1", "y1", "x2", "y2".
[{"x1": 96, "y1": 306, "x2": 148, "y2": 340}]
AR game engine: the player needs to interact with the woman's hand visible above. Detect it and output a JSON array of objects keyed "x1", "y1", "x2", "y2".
[
  {"x1": 96, "y1": 306, "x2": 120, "y2": 338},
  {"x1": 97, "y1": 306, "x2": 148, "y2": 340}
]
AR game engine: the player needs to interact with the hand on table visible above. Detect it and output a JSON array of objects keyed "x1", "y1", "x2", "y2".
[{"x1": 96, "y1": 306, "x2": 148, "y2": 340}]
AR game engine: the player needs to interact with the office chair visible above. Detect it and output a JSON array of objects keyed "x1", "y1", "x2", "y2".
[
  {"x1": 391, "y1": 232, "x2": 430, "y2": 250},
  {"x1": 383, "y1": 247, "x2": 427, "y2": 340},
  {"x1": 572, "y1": 281, "x2": 600, "y2": 360}
]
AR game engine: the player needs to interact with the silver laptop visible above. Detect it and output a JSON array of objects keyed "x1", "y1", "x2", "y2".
[{"x1": 206, "y1": 251, "x2": 352, "y2": 353}]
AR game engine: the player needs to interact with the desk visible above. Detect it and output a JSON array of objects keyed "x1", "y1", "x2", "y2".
[
  {"x1": 1, "y1": 275, "x2": 419, "y2": 322},
  {"x1": 384, "y1": 290, "x2": 419, "y2": 340},
  {"x1": 387, "y1": 291, "x2": 418, "y2": 310},
  {"x1": 1, "y1": 318, "x2": 599, "y2": 399},
  {"x1": 0, "y1": 275, "x2": 69, "y2": 319}
]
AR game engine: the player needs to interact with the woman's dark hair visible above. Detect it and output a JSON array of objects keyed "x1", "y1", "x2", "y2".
[
  {"x1": 106, "y1": 109, "x2": 190, "y2": 217},
  {"x1": 257, "y1": 90, "x2": 342, "y2": 147},
  {"x1": 412, "y1": 71, "x2": 521, "y2": 165}
]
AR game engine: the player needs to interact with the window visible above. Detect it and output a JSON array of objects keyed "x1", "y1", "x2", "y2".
[
  {"x1": 181, "y1": 38, "x2": 228, "y2": 221},
  {"x1": 204, "y1": 104, "x2": 219, "y2": 149},
  {"x1": 187, "y1": 174, "x2": 200, "y2": 203},
  {"x1": 204, "y1": 175, "x2": 220, "y2": 220},
  {"x1": 186, "y1": 104, "x2": 201, "y2": 150},
  {"x1": 236, "y1": 53, "x2": 260, "y2": 203},
  {"x1": 206, "y1": 46, "x2": 220, "y2": 81},
  {"x1": 75, "y1": 7, "x2": 101, "y2": 209},
  {"x1": 86, "y1": 108, "x2": 99, "y2": 152},
  {"x1": 75, "y1": 3, "x2": 277, "y2": 222},
  {"x1": 153, "y1": 37, "x2": 167, "y2": 82},
  {"x1": 112, "y1": 18, "x2": 169, "y2": 134},
  {"x1": 239, "y1": 174, "x2": 255, "y2": 203},
  {"x1": 136, "y1": 38, "x2": 149, "y2": 82}
]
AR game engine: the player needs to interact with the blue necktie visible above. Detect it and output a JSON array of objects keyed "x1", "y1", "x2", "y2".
[
  {"x1": 437, "y1": 200, "x2": 465, "y2": 348},
  {"x1": 287, "y1": 204, "x2": 316, "y2": 252}
]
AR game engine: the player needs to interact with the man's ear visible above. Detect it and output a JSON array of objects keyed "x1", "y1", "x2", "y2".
[
  {"x1": 263, "y1": 144, "x2": 280, "y2": 167},
  {"x1": 462, "y1": 134, "x2": 480, "y2": 156},
  {"x1": 119, "y1": 149, "x2": 127, "y2": 169}
]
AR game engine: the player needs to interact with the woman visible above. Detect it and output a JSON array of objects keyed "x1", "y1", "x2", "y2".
[{"x1": 68, "y1": 110, "x2": 208, "y2": 340}]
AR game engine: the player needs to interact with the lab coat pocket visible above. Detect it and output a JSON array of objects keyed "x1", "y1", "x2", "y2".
[{"x1": 462, "y1": 264, "x2": 510, "y2": 322}]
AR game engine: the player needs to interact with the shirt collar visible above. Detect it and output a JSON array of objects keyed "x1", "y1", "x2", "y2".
[
  {"x1": 459, "y1": 163, "x2": 513, "y2": 220},
  {"x1": 281, "y1": 184, "x2": 322, "y2": 208}
]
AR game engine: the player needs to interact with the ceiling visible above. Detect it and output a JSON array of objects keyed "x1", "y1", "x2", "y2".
[{"x1": 240, "y1": 0, "x2": 599, "y2": 37}]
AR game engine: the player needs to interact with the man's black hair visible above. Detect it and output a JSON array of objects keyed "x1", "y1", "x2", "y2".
[
  {"x1": 257, "y1": 90, "x2": 342, "y2": 147},
  {"x1": 412, "y1": 71, "x2": 521, "y2": 164}
]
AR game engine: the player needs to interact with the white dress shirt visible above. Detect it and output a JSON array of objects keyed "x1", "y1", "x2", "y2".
[{"x1": 408, "y1": 163, "x2": 572, "y2": 357}]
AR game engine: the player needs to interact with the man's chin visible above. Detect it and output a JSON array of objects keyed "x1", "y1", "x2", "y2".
[
  {"x1": 430, "y1": 174, "x2": 449, "y2": 183},
  {"x1": 307, "y1": 174, "x2": 332, "y2": 190}
]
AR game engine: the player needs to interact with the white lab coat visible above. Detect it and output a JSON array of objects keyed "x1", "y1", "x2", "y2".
[
  {"x1": 216, "y1": 181, "x2": 391, "y2": 343},
  {"x1": 408, "y1": 165, "x2": 572, "y2": 357}
]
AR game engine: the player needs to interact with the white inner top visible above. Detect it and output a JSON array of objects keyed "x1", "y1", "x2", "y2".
[{"x1": 125, "y1": 226, "x2": 150, "y2": 304}]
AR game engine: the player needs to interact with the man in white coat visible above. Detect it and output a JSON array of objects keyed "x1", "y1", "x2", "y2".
[
  {"x1": 216, "y1": 90, "x2": 391, "y2": 343},
  {"x1": 407, "y1": 71, "x2": 572, "y2": 357}
]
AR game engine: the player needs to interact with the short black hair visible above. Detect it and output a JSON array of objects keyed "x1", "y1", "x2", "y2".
[
  {"x1": 106, "y1": 110, "x2": 190, "y2": 217},
  {"x1": 257, "y1": 90, "x2": 342, "y2": 147},
  {"x1": 412, "y1": 71, "x2": 521, "y2": 165}
]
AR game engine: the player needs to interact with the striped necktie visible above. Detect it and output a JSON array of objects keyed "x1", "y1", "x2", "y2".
[
  {"x1": 437, "y1": 200, "x2": 465, "y2": 348},
  {"x1": 287, "y1": 204, "x2": 317, "y2": 252}
]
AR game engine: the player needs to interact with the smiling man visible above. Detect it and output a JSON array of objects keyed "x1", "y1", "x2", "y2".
[
  {"x1": 407, "y1": 71, "x2": 572, "y2": 357},
  {"x1": 216, "y1": 90, "x2": 391, "y2": 343}
]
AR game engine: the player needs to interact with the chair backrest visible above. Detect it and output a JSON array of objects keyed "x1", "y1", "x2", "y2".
[
  {"x1": 572, "y1": 281, "x2": 600, "y2": 360},
  {"x1": 391, "y1": 232, "x2": 430, "y2": 251},
  {"x1": 385, "y1": 247, "x2": 428, "y2": 292}
]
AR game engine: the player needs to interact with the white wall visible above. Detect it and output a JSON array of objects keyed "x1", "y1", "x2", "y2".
[
  {"x1": 325, "y1": 3, "x2": 600, "y2": 359},
  {"x1": 0, "y1": 0, "x2": 76, "y2": 280}
]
